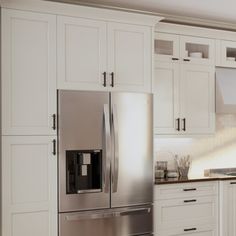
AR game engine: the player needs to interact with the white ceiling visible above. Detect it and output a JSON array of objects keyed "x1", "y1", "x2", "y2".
[{"x1": 69, "y1": 0, "x2": 236, "y2": 24}]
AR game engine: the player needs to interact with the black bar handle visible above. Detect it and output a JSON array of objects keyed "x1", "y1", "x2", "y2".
[
  {"x1": 183, "y1": 188, "x2": 196, "y2": 191},
  {"x1": 183, "y1": 58, "x2": 191, "y2": 62},
  {"x1": 52, "y1": 114, "x2": 56, "y2": 130},
  {"x1": 172, "y1": 57, "x2": 179, "y2": 61},
  {"x1": 103, "y1": 72, "x2": 107, "y2": 87},
  {"x1": 182, "y1": 118, "x2": 186, "y2": 131},
  {"x1": 110, "y1": 72, "x2": 114, "y2": 87},
  {"x1": 176, "y1": 118, "x2": 180, "y2": 131},
  {"x1": 230, "y1": 182, "x2": 236, "y2": 184},
  {"x1": 184, "y1": 199, "x2": 197, "y2": 203},
  {"x1": 184, "y1": 228, "x2": 197, "y2": 232},
  {"x1": 52, "y1": 139, "x2": 56, "y2": 156}
]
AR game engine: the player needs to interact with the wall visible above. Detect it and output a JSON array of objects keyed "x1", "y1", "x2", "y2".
[{"x1": 154, "y1": 114, "x2": 236, "y2": 177}]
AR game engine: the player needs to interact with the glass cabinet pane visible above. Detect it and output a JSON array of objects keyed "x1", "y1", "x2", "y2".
[{"x1": 155, "y1": 39, "x2": 173, "y2": 56}]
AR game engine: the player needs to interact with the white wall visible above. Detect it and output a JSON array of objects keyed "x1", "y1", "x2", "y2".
[{"x1": 154, "y1": 115, "x2": 236, "y2": 177}]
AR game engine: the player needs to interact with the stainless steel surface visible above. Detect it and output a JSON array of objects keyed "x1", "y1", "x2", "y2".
[
  {"x1": 59, "y1": 205, "x2": 153, "y2": 236},
  {"x1": 58, "y1": 90, "x2": 110, "y2": 212},
  {"x1": 111, "y1": 93, "x2": 153, "y2": 207},
  {"x1": 111, "y1": 104, "x2": 119, "y2": 193},
  {"x1": 103, "y1": 104, "x2": 111, "y2": 193},
  {"x1": 77, "y1": 189, "x2": 102, "y2": 194}
]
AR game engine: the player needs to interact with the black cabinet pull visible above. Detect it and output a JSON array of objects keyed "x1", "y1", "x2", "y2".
[
  {"x1": 183, "y1": 188, "x2": 197, "y2": 191},
  {"x1": 103, "y1": 72, "x2": 107, "y2": 87},
  {"x1": 52, "y1": 114, "x2": 56, "y2": 130},
  {"x1": 182, "y1": 118, "x2": 186, "y2": 131},
  {"x1": 172, "y1": 57, "x2": 179, "y2": 61},
  {"x1": 52, "y1": 139, "x2": 56, "y2": 156},
  {"x1": 183, "y1": 58, "x2": 191, "y2": 62},
  {"x1": 184, "y1": 199, "x2": 197, "y2": 203},
  {"x1": 184, "y1": 228, "x2": 197, "y2": 232},
  {"x1": 230, "y1": 182, "x2": 236, "y2": 184},
  {"x1": 176, "y1": 118, "x2": 180, "y2": 131},
  {"x1": 110, "y1": 72, "x2": 114, "y2": 87}
]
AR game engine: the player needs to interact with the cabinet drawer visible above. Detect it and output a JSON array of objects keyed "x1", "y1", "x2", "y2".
[
  {"x1": 155, "y1": 182, "x2": 218, "y2": 200},
  {"x1": 157, "y1": 224, "x2": 216, "y2": 236},
  {"x1": 154, "y1": 196, "x2": 218, "y2": 230}
]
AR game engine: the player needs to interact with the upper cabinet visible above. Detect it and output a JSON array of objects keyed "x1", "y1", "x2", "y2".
[
  {"x1": 216, "y1": 39, "x2": 236, "y2": 68},
  {"x1": 154, "y1": 32, "x2": 180, "y2": 62},
  {"x1": 154, "y1": 33, "x2": 215, "y2": 65},
  {"x1": 57, "y1": 16, "x2": 107, "y2": 91},
  {"x1": 2, "y1": 9, "x2": 57, "y2": 135},
  {"x1": 57, "y1": 16, "x2": 152, "y2": 92},
  {"x1": 154, "y1": 32, "x2": 215, "y2": 135}
]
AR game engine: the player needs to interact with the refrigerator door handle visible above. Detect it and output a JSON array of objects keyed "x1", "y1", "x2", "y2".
[
  {"x1": 66, "y1": 212, "x2": 114, "y2": 221},
  {"x1": 112, "y1": 104, "x2": 119, "y2": 193},
  {"x1": 103, "y1": 104, "x2": 111, "y2": 193},
  {"x1": 114, "y1": 207, "x2": 151, "y2": 216}
]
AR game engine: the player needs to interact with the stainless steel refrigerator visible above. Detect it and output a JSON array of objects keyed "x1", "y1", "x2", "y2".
[{"x1": 58, "y1": 90, "x2": 153, "y2": 236}]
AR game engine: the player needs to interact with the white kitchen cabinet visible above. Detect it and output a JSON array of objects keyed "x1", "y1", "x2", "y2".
[
  {"x1": 154, "y1": 182, "x2": 218, "y2": 236},
  {"x1": 154, "y1": 61, "x2": 180, "y2": 134},
  {"x1": 57, "y1": 16, "x2": 152, "y2": 92},
  {"x1": 2, "y1": 136, "x2": 57, "y2": 236},
  {"x1": 180, "y1": 64, "x2": 215, "y2": 134},
  {"x1": 57, "y1": 16, "x2": 107, "y2": 91},
  {"x1": 157, "y1": 224, "x2": 216, "y2": 236},
  {"x1": 180, "y1": 35, "x2": 215, "y2": 65},
  {"x1": 108, "y1": 22, "x2": 151, "y2": 92},
  {"x1": 154, "y1": 32, "x2": 180, "y2": 62},
  {"x1": 216, "y1": 40, "x2": 236, "y2": 68},
  {"x1": 219, "y1": 180, "x2": 236, "y2": 236},
  {"x1": 154, "y1": 63, "x2": 215, "y2": 135},
  {"x1": 154, "y1": 32, "x2": 215, "y2": 65},
  {"x1": 2, "y1": 9, "x2": 57, "y2": 135}
]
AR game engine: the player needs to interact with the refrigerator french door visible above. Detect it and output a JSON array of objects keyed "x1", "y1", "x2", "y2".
[{"x1": 58, "y1": 90, "x2": 153, "y2": 236}]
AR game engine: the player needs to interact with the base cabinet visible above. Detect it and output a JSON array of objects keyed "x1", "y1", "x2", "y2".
[
  {"x1": 154, "y1": 182, "x2": 218, "y2": 236},
  {"x1": 219, "y1": 180, "x2": 236, "y2": 236},
  {"x1": 2, "y1": 136, "x2": 57, "y2": 236}
]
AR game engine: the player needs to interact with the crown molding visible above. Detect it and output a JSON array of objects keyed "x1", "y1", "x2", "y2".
[{"x1": 46, "y1": 0, "x2": 236, "y2": 31}]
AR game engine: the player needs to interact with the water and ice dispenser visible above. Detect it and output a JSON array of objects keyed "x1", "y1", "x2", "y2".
[{"x1": 66, "y1": 150, "x2": 102, "y2": 194}]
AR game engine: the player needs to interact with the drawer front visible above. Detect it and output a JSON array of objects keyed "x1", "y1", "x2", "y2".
[
  {"x1": 157, "y1": 224, "x2": 216, "y2": 236},
  {"x1": 155, "y1": 182, "x2": 218, "y2": 200},
  {"x1": 154, "y1": 196, "x2": 218, "y2": 230}
]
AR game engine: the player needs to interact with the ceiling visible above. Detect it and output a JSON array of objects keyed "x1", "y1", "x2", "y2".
[{"x1": 55, "y1": 0, "x2": 236, "y2": 25}]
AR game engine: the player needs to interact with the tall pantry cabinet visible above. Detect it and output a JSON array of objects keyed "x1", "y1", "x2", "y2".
[
  {"x1": 1, "y1": 2, "x2": 162, "y2": 236},
  {"x1": 1, "y1": 9, "x2": 57, "y2": 236}
]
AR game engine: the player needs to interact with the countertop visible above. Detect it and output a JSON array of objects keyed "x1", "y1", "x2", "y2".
[{"x1": 155, "y1": 175, "x2": 236, "y2": 185}]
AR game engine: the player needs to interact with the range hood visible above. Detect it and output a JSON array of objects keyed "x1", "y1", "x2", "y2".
[{"x1": 216, "y1": 67, "x2": 236, "y2": 114}]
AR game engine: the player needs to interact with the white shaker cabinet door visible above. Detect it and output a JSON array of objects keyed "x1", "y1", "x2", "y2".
[
  {"x1": 108, "y1": 22, "x2": 152, "y2": 92},
  {"x1": 57, "y1": 16, "x2": 107, "y2": 90},
  {"x1": 2, "y1": 136, "x2": 57, "y2": 236},
  {"x1": 220, "y1": 180, "x2": 236, "y2": 236},
  {"x1": 2, "y1": 9, "x2": 57, "y2": 135},
  {"x1": 153, "y1": 61, "x2": 180, "y2": 134},
  {"x1": 180, "y1": 64, "x2": 215, "y2": 134}
]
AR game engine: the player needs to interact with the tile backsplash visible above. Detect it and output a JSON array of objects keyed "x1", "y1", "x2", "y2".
[{"x1": 154, "y1": 114, "x2": 236, "y2": 177}]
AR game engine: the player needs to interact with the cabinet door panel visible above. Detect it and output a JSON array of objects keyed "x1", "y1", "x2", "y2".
[
  {"x1": 220, "y1": 181, "x2": 236, "y2": 236},
  {"x1": 154, "y1": 62, "x2": 180, "y2": 134},
  {"x1": 154, "y1": 32, "x2": 180, "y2": 62},
  {"x1": 108, "y1": 22, "x2": 151, "y2": 92},
  {"x1": 57, "y1": 16, "x2": 107, "y2": 90},
  {"x1": 180, "y1": 36, "x2": 215, "y2": 65},
  {"x1": 2, "y1": 9, "x2": 56, "y2": 135},
  {"x1": 180, "y1": 64, "x2": 215, "y2": 134},
  {"x1": 2, "y1": 136, "x2": 57, "y2": 236}
]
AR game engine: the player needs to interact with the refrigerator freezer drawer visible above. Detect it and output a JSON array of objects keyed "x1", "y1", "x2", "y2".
[{"x1": 59, "y1": 205, "x2": 153, "y2": 236}]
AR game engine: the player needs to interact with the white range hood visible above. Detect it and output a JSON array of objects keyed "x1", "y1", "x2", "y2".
[{"x1": 216, "y1": 67, "x2": 236, "y2": 114}]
